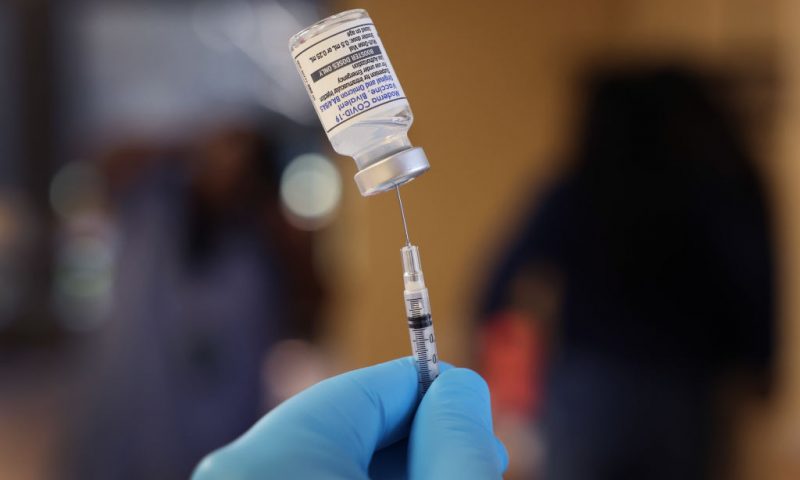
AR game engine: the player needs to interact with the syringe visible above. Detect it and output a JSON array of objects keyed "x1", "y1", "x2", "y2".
[{"x1": 395, "y1": 187, "x2": 440, "y2": 396}]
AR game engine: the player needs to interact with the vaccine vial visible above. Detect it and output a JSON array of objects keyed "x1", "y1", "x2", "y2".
[{"x1": 289, "y1": 9, "x2": 429, "y2": 196}]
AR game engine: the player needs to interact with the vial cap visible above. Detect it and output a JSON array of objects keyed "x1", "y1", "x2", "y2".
[{"x1": 354, "y1": 147, "x2": 429, "y2": 196}]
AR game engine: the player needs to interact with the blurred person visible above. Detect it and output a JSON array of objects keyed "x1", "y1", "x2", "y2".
[
  {"x1": 482, "y1": 66, "x2": 774, "y2": 480},
  {"x1": 60, "y1": 124, "x2": 324, "y2": 480}
]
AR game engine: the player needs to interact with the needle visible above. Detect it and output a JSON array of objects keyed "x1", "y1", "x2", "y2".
[{"x1": 395, "y1": 185, "x2": 411, "y2": 246}]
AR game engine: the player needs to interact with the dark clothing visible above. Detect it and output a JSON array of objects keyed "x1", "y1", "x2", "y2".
[
  {"x1": 487, "y1": 171, "x2": 773, "y2": 375},
  {"x1": 543, "y1": 354, "x2": 712, "y2": 480}
]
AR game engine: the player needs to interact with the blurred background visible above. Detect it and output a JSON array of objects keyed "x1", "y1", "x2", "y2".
[{"x1": 2, "y1": 0, "x2": 800, "y2": 479}]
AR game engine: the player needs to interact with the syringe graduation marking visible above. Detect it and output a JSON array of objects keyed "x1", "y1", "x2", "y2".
[
  {"x1": 414, "y1": 329, "x2": 432, "y2": 390},
  {"x1": 409, "y1": 298, "x2": 423, "y2": 317}
]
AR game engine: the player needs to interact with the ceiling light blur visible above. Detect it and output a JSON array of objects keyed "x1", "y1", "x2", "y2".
[{"x1": 279, "y1": 153, "x2": 341, "y2": 230}]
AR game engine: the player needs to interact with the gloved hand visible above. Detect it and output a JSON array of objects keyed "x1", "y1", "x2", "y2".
[{"x1": 192, "y1": 357, "x2": 508, "y2": 479}]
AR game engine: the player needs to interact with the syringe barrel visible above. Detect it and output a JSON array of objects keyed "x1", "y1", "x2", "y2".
[{"x1": 401, "y1": 245, "x2": 439, "y2": 395}]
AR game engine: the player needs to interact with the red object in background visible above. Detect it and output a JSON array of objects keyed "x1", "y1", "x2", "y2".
[{"x1": 479, "y1": 311, "x2": 546, "y2": 418}]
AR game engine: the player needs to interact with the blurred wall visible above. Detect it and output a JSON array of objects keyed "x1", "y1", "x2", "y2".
[{"x1": 323, "y1": 0, "x2": 799, "y2": 478}]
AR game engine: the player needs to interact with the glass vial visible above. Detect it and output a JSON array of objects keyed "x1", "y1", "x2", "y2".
[{"x1": 289, "y1": 9, "x2": 429, "y2": 196}]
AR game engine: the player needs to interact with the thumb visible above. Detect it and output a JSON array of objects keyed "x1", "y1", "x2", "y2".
[{"x1": 408, "y1": 368, "x2": 508, "y2": 479}]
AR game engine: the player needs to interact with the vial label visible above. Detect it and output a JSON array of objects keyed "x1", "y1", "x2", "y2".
[{"x1": 292, "y1": 20, "x2": 407, "y2": 134}]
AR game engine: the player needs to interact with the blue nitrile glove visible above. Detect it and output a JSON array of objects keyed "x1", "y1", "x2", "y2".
[{"x1": 192, "y1": 357, "x2": 508, "y2": 479}]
